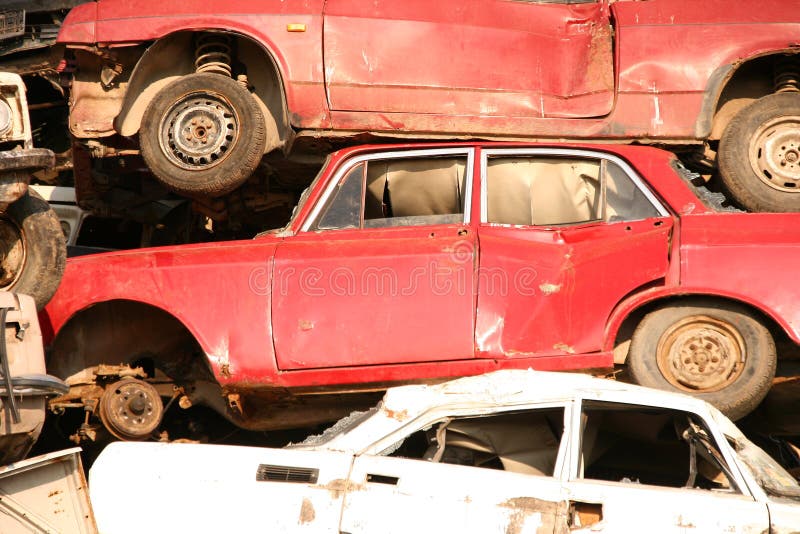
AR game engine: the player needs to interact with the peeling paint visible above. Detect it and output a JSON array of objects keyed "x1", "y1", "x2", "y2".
[
  {"x1": 553, "y1": 343, "x2": 575, "y2": 354},
  {"x1": 539, "y1": 283, "x2": 561, "y2": 296},
  {"x1": 299, "y1": 320, "x2": 314, "y2": 331},
  {"x1": 323, "y1": 478, "x2": 365, "y2": 499},
  {"x1": 298, "y1": 498, "x2": 315, "y2": 524},
  {"x1": 500, "y1": 497, "x2": 561, "y2": 534}
]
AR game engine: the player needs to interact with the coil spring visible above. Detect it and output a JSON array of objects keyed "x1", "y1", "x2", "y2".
[
  {"x1": 774, "y1": 57, "x2": 800, "y2": 93},
  {"x1": 195, "y1": 34, "x2": 233, "y2": 77}
]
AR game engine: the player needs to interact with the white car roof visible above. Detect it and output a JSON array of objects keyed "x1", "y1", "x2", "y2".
[{"x1": 379, "y1": 369, "x2": 711, "y2": 419}]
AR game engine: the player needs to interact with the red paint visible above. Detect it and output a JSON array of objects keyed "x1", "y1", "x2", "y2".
[
  {"x1": 41, "y1": 142, "x2": 800, "y2": 402},
  {"x1": 58, "y1": 0, "x2": 800, "y2": 139}
]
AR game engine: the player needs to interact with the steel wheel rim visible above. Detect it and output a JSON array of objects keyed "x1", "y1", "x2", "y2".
[
  {"x1": 749, "y1": 115, "x2": 800, "y2": 193},
  {"x1": 656, "y1": 316, "x2": 746, "y2": 392},
  {"x1": 158, "y1": 91, "x2": 239, "y2": 171},
  {"x1": 0, "y1": 217, "x2": 25, "y2": 288}
]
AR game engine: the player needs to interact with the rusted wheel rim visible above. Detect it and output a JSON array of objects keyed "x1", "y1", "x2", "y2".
[
  {"x1": 656, "y1": 316, "x2": 746, "y2": 392},
  {"x1": 0, "y1": 217, "x2": 25, "y2": 288},
  {"x1": 749, "y1": 115, "x2": 800, "y2": 193},
  {"x1": 98, "y1": 379, "x2": 164, "y2": 441},
  {"x1": 159, "y1": 91, "x2": 239, "y2": 171}
]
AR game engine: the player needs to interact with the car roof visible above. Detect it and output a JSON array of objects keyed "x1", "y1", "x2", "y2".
[{"x1": 379, "y1": 369, "x2": 710, "y2": 418}]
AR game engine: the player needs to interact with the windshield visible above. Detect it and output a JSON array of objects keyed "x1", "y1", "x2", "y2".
[{"x1": 734, "y1": 435, "x2": 800, "y2": 501}]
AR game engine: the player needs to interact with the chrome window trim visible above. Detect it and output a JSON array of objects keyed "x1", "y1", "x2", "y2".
[
  {"x1": 479, "y1": 148, "x2": 670, "y2": 224},
  {"x1": 301, "y1": 147, "x2": 475, "y2": 233}
]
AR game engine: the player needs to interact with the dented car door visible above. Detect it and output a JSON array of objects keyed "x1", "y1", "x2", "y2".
[
  {"x1": 272, "y1": 148, "x2": 477, "y2": 369},
  {"x1": 475, "y1": 148, "x2": 674, "y2": 359},
  {"x1": 323, "y1": 0, "x2": 614, "y2": 119},
  {"x1": 339, "y1": 404, "x2": 572, "y2": 533}
]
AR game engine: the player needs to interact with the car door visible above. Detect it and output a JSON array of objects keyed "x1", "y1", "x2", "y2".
[
  {"x1": 560, "y1": 398, "x2": 770, "y2": 532},
  {"x1": 475, "y1": 148, "x2": 674, "y2": 360},
  {"x1": 271, "y1": 148, "x2": 477, "y2": 370},
  {"x1": 323, "y1": 0, "x2": 614, "y2": 119},
  {"x1": 339, "y1": 404, "x2": 572, "y2": 533}
]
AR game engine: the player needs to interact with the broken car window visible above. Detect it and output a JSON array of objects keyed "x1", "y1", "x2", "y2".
[
  {"x1": 577, "y1": 402, "x2": 737, "y2": 492},
  {"x1": 364, "y1": 156, "x2": 467, "y2": 228},
  {"x1": 314, "y1": 163, "x2": 365, "y2": 230},
  {"x1": 485, "y1": 156, "x2": 660, "y2": 225},
  {"x1": 311, "y1": 155, "x2": 468, "y2": 230},
  {"x1": 386, "y1": 408, "x2": 565, "y2": 476}
]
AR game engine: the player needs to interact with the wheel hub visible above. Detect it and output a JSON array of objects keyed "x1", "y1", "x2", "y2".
[
  {"x1": 749, "y1": 115, "x2": 800, "y2": 192},
  {"x1": 657, "y1": 316, "x2": 746, "y2": 392},
  {"x1": 0, "y1": 218, "x2": 24, "y2": 287},
  {"x1": 98, "y1": 378, "x2": 164, "y2": 441},
  {"x1": 160, "y1": 92, "x2": 239, "y2": 171}
]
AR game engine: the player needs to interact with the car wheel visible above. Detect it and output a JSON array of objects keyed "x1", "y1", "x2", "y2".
[
  {"x1": 139, "y1": 73, "x2": 267, "y2": 197},
  {"x1": 0, "y1": 189, "x2": 66, "y2": 309},
  {"x1": 627, "y1": 300, "x2": 776, "y2": 420},
  {"x1": 718, "y1": 92, "x2": 800, "y2": 212}
]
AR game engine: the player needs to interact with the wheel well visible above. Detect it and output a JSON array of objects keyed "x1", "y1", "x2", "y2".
[
  {"x1": 115, "y1": 30, "x2": 289, "y2": 152},
  {"x1": 612, "y1": 295, "x2": 787, "y2": 365},
  {"x1": 47, "y1": 299, "x2": 212, "y2": 385},
  {"x1": 710, "y1": 53, "x2": 800, "y2": 141}
]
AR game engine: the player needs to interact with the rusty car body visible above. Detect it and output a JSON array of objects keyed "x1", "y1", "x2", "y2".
[
  {"x1": 54, "y1": 0, "x2": 800, "y2": 213},
  {"x1": 87, "y1": 370, "x2": 800, "y2": 533},
  {"x1": 39, "y1": 142, "x2": 800, "y2": 442}
]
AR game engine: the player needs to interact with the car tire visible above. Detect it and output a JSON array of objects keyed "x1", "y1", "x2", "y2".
[
  {"x1": 627, "y1": 300, "x2": 776, "y2": 421},
  {"x1": 718, "y1": 92, "x2": 800, "y2": 212},
  {"x1": 0, "y1": 189, "x2": 66, "y2": 309},
  {"x1": 139, "y1": 73, "x2": 267, "y2": 197}
]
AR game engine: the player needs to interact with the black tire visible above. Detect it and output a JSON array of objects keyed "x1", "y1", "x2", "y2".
[
  {"x1": 627, "y1": 300, "x2": 776, "y2": 421},
  {"x1": 718, "y1": 92, "x2": 800, "y2": 212},
  {"x1": 140, "y1": 73, "x2": 267, "y2": 197},
  {"x1": 0, "y1": 189, "x2": 66, "y2": 309}
]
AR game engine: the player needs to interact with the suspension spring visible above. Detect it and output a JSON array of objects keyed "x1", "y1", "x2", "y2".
[
  {"x1": 774, "y1": 57, "x2": 800, "y2": 93},
  {"x1": 194, "y1": 34, "x2": 233, "y2": 77}
]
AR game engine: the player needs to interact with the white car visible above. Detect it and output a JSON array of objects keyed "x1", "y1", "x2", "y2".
[{"x1": 89, "y1": 370, "x2": 800, "y2": 533}]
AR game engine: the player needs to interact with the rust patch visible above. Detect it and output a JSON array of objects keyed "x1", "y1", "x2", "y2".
[
  {"x1": 500, "y1": 497, "x2": 562, "y2": 534},
  {"x1": 299, "y1": 320, "x2": 314, "y2": 331},
  {"x1": 298, "y1": 498, "x2": 315, "y2": 524},
  {"x1": 384, "y1": 407, "x2": 409, "y2": 421},
  {"x1": 553, "y1": 343, "x2": 575, "y2": 354},
  {"x1": 539, "y1": 283, "x2": 561, "y2": 295},
  {"x1": 322, "y1": 478, "x2": 365, "y2": 499}
]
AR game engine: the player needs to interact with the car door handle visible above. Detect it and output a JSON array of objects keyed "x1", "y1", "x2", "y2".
[{"x1": 366, "y1": 473, "x2": 399, "y2": 485}]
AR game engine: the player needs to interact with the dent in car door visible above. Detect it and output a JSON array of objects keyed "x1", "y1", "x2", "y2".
[
  {"x1": 323, "y1": 0, "x2": 614, "y2": 119},
  {"x1": 476, "y1": 149, "x2": 673, "y2": 358},
  {"x1": 272, "y1": 149, "x2": 477, "y2": 370}
]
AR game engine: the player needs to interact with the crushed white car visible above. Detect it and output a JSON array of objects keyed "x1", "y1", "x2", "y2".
[{"x1": 89, "y1": 370, "x2": 800, "y2": 533}]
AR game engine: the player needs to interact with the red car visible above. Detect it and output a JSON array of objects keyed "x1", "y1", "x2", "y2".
[
  {"x1": 58, "y1": 0, "x2": 800, "y2": 213},
  {"x1": 41, "y1": 142, "x2": 797, "y2": 442}
]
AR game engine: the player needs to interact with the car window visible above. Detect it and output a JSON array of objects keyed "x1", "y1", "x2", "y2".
[
  {"x1": 311, "y1": 155, "x2": 468, "y2": 231},
  {"x1": 577, "y1": 401, "x2": 739, "y2": 493},
  {"x1": 485, "y1": 155, "x2": 661, "y2": 226},
  {"x1": 385, "y1": 407, "x2": 565, "y2": 477}
]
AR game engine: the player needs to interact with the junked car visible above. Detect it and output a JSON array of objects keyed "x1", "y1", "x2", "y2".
[
  {"x1": 88, "y1": 370, "x2": 800, "y2": 533},
  {"x1": 41, "y1": 142, "x2": 799, "y2": 444},
  {"x1": 56, "y1": 0, "x2": 800, "y2": 215}
]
